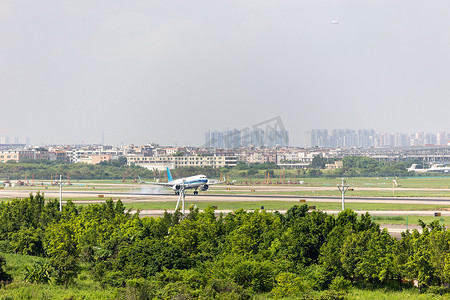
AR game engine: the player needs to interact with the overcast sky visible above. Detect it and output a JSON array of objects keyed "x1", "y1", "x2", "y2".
[{"x1": 1, "y1": 1, "x2": 449, "y2": 146}]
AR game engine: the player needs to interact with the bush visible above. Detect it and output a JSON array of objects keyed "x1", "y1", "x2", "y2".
[
  {"x1": 329, "y1": 276, "x2": 352, "y2": 292},
  {"x1": 426, "y1": 285, "x2": 450, "y2": 295},
  {"x1": 271, "y1": 272, "x2": 306, "y2": 298},
  {"x1": 0, "y1": 255, "x2": 12, "y2": 283},
  {"x1": 123, "y1": 278, "x2": 153, "y2": 300},
  {"x1": 24, "y1": 262, "x2": 51, "y2": 284},
  {"x1": 50, "y1": 254, "x2": 80, "y2": 288},
  {"x1": 202, "y1": 279, "x2": 250, "y2": 300},
  {"x1": 316, "y1": 290, "x2": 346, "y2": 300}
]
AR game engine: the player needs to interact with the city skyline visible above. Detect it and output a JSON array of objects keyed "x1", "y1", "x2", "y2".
[
  {"x1": 310, "y1": 129, "x2": 450, "y2": 148},
  {"x1": 2, "y1": 127, "x2": 450, "y2": 149}
]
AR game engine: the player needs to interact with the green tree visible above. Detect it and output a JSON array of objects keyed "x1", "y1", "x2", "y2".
[
  {"x1": 226, "y1": 210, "x2": 282, "y2": 255},
  {"x1": 45, "y1": 218, "x2": 80, "y2": 287},
  {"x1": 113, "y1": 239, "x2": 192, "y2": 279},
  {"x1": 0, "y1": 255, "x2": 12, "y2": 282},
  {"x1": 310, "y1": 155, "x2": 328, "y2": 169},
  {"x1": 51, "y1": 254, "x2": 80, "y2": 288},
  {"x1": 167, "y1": 206, "x2": 223, "y2": 256},
  {"x1": 10, "y1": 227, "x2": 44, "y2": 256},
  {"x1": 278, "y1": 210, "x2": 335, "y2": 268}
]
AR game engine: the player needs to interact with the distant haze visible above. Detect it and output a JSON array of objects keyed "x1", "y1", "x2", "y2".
[{"x1": 1, "y1": 1, "x2": 449, "y2": 146}]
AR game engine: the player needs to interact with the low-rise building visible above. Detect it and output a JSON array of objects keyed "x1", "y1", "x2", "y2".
[
  {"x1": 127, "y1": 154, "x2": 237, "y2": 171},
  {"x1": 78, "y1": 154, "x2": 112, "y2": 165},
  {"x1": 325, "y1": 160, "x2": 343, "y2": 170},
  {"x1": 48, "y1": 151, "x2": 69, "y2": 162},
  {"x1": 0, "y1": 150, "x2": 34, "y2": 163}
]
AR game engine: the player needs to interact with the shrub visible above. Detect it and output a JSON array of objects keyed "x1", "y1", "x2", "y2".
[
  {"x1": 329, "y1": 276, "x2": 352, "y2": 292},
  {"x1": 202, "y1": 279, "x2": 250, "y2": 300},
  {"x1": 24, "y1": 262, "x2": 51, "y2": 284},
  {"x1": 271, "y1": 272, "x2": 306, "y2": 298},
  {"x1": 0, "y1": 255, "x2": 12, "y2": 283}
]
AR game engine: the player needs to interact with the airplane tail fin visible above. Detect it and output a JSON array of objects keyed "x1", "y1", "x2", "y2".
[
  {"x1": 166, "y1": 167, "x2": 174, "y2": 182},
  {"x1": 408, "y1": 164, "x2": 417, "y2": 171}
]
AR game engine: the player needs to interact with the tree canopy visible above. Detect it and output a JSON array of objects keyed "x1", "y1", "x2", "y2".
[{"x1": 0, "y1": 195, "x2": 450, "y2": 297}]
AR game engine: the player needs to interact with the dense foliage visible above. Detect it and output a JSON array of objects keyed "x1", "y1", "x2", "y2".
[
  {"x1": 339, "y1": 156, "x2": 411, "y2": 177},
  {"x1": 1, "y1": 195, "x2": 450, "y2": 298}
]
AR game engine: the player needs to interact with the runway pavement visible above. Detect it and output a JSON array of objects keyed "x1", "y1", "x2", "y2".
[{"x1": 2, "y1": 188, "x2": 450, "y2": 205}]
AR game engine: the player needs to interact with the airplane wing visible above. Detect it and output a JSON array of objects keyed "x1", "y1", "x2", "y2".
[
  {"x1": 206, "y1": 179, "x2": 224, "y2": 185},
  {"x1": 148, "y1": 182, "x2": 174, "y2": 187},
  {"x1": 207, "y1": 174, "x2": 226, "y2": 185},
  {"x1": 138, "y1": 176, "x2": 173, "y2": 187}
]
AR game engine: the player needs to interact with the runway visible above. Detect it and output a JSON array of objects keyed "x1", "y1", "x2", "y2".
[{"x1": 2, "y1": 189, "x2": 450, "y2": 205}]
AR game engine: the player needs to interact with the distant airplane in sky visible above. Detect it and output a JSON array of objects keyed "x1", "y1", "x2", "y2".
[{"x1": 141, "y1": 167, "x2": 223, "y2": 195}]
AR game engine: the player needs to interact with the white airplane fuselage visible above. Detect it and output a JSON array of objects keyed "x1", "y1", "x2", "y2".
[
  {"x1": 169, "y1": 174, "x2": 208, "y2": 193},
  {"x1": 408, "y1": 163, "x2": 450, "y2": 173}
]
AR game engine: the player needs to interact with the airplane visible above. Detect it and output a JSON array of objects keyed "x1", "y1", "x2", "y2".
[
  {"x1": 408, "y1": 163, "x2": 450, "y2": 173},
  {"x1": 140, "y1": 167, "x2": 223, "y2": 195}
]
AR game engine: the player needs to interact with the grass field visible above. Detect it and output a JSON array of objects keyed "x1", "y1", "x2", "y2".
[
  {"x1": 0, "y1": 252, "x2": 117, "y2": 299},
  {"x1": 346, "y1": 288, "x2": 450, "y2": 299},
  {"x1": 228, "y1": 176, "x2": 450, "y2": 189},
  {"x1": 204, "y1": 189, "x2": 450, "y2": 198}
]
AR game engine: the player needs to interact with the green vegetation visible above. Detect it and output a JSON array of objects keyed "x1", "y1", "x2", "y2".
[
  {"x1": 309, "y1": 155, "x2": 337, "y2": 169},
  {"x1": 1, "y1": 195, "x2": 450, "y2": 298},
  {"x1": 0, "y1": 158, "x2": 152, "y2": 180}
]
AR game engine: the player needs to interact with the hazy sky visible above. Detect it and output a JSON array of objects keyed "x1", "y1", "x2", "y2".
[{"x1": 1, "y1": 1, "x2": 449, "y2": 146}]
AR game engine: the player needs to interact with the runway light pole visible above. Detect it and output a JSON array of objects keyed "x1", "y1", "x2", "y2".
[{"x1": 337, "y1": 178, "x2": 351, "y2": 210}]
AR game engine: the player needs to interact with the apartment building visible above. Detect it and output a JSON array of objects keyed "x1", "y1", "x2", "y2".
[
  {"x1": 127, "y1": 155, "x2": 237, "y2": 171},
  {"x1": 78, "y1": 154, "x2": 112, "y2": 165},
  {"x1": 0, "y1": 150, "x2": 34, "y2": 163}
]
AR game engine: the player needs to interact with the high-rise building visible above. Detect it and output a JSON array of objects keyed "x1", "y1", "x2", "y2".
[
  {"x1": 311, "y1": 129, "x2": 449, "y2": 148},
  {"x1": 310, "y1": 129, "x2": 328, "y2": 147},
  {"x1": 205, "y1": 128, "x2": 289, "y2": 149}
]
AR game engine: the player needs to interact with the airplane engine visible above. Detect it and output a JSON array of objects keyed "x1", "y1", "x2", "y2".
[
  {"x1": 174, "y1": 184, "x2": 181, "y2": 190},
  {"x1": 201, "y1": 184, "x2": 209, "y2": 191}
]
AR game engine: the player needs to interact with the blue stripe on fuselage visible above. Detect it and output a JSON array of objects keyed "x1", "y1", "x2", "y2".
[{"x1": 185, "y1": 179, "x2": 208, "y2": 185}]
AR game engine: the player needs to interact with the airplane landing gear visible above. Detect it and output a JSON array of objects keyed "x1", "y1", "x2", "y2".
[{"x1": 194, "y1": 190, "x2": 198, "y2": 195}]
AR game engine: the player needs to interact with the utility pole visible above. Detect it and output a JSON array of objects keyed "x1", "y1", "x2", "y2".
[
  {"x1": 337, "y1": 178, "x2": 351, "y2": 210},
  {"x1": 59, "y1": 175, "x2": 63, "y2": 212}
]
